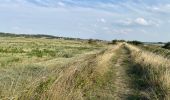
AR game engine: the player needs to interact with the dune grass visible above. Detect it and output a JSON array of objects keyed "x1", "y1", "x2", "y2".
[
  {"x1": 140, "y1": 45, "x2": 170, "y2": 59},
  {"x1": 126, "y1": 44, "x2": 170, "y2": 100},
  {"x1": 0, "y1": 37, "x2": 105, "y2": 99},
  {"x1": 30, "y1": 45, "x2": 120, "y2": 100},
  {"x1": 1, "y1": 36, "x2": 170, "y2": 100}
]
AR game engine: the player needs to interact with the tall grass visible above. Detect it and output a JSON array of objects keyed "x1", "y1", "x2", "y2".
[
  {"x1": 0, "y1": 37, "x2": 105, "y2": 99},
  {"x1": 126, "y1": 44, "x2": 170, "y2": 99},
  {"x1": 141, "y1": 45, "x2": 170, "y2": 59},
  {"x1": 24, "y1": 45, "x2": 120, "y2": 100}
]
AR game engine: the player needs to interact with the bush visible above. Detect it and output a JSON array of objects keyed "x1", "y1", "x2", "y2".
[
  {"x1": 58, "y1": 51, "x2": 73, "y2": 58},
  {"x1": 28, "y1": 49, "x2": 43, "y2": 57},
  {"x1": 28, "y1": 49, "x2": 57, "y2": 57},
  {"x1": 0, "y1": 47, "x2": 24, "y2": 53},
  {"x1": 88, "y1": 39, "x2": 96, "y2": 44},
  {"x1": 128, "y1": 40, "x2": 143, "y2": 45},
  {"x1": 162, "y1": 42, "x2": 170, "y2": 49},
  {"x1": 111, "y1": 40, "x2": 117, "y2": 44},
  {"x1": 109, "y1": 40, "x2": 126, "y2": 44},
  {"x1": 43, "y1": 49, "x2": 56, "y2": 57}
]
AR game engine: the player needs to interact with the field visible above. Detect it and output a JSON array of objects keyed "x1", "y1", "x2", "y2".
[{"x1": 0, "y1": 36, "x2": 170, "y2": 100}]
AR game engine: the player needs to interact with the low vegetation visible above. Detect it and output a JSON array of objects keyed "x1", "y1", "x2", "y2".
[
  {"x1": 127, "y1": 40, "x2": 143, "y2": 45},
  {"x1": 0, "y1": 36, "x2": 105, "y2": 99},
  {"x1": 126, "y1": 44, "x2": 170, "y2": 99},
  {"x1": 0, "y1": 34, "x2": 170, "y2": 100},
  {"x1": 111, "y1": 40, "x2": 126, "y2": 44},
  {"x1": 163, "y1": 42, "x2": 170, "y2": 49},
  {"x1": 141, "y1": 45, "x2": 170, "y2": 59}
]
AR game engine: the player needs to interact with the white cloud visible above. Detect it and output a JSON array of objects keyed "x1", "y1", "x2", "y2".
[
  {"x1": 114, "y1": 29, "x2": 133, "y2": 34},
  {"x1": 57, "y1": 2, "x2": 65, "y2": 6},
  {"x1": 97, "y1": 3, "x2": 118, "y2": 8},
  {"x1": 100, "y1": 27, "x2": 133, "y2": 35},
  {"x1": 98, "y1": 18, "x2": 106, "y2": 23},
  {"x1": 118, "y1": 18, "x2": 133, "y2": 26},
  {"x1": 0, "y1": 0, "x2": 169, "y2": 41},
  {"x1": 102, "y1": 27, "x2": 109, "y2": 30},
  {"x1": 147, "y1": 4, "x2": 170, "y2": 13},
  {"x1": 117, "y1": 17, "x2": 159, "y2": 27},
  {"x1": 135, "y1": 17, "x2": 149, "y2": 26}
]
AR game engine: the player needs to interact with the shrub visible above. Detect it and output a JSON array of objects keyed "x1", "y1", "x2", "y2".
[
  {"x1": 109, "y1": 40, "x2": 126, "y2": 44},
  {"x1": 43, "y1": 49, "x2": 56, "y2": 57},
  {"x1": 28, "y1": 48, "x2": 43, "y2": 57},
  {"x1": 28, "y1": 49, "x2": 57, "y2": 57},
  {"x1": 111, "y1": 40, "x2": 117, "y2": 44},
  {"x1": 0, "y1": 47, "x2": 24, "y2": 53},
  {"x1": 88, "y1": 39, "x2": 96, "y2": 44},
  {"x1": 10, "y1": 48, "x2": 25, "y2": 53},
  {"x1": 162, "y1": 42, "x2": 170, "y2": 49},
  {"x1": 58, "y1": 51, "x2": 73, "y2": 58},
  {"x1": 128, "y1": 40, "x2": 143, "y2": 45}
]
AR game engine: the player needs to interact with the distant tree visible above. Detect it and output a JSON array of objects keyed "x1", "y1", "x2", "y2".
[
  {"x1": 112, "y1": 40, "x2": 117, "y2": 44},
  {"x1": 0, "y1": 32, "x2": 85, "y2": 41},
  {"x1": 118, "y1": 40, "x2": 126, "y2": 42},
  {"x1": 88, "y1": 39, "x2": 96, "y2": 44},
  {"x1": 158, "y1": 42, "x2": 163, "y2": 44},
  {"x1": 128, "y1": 40, "x2": 143, "y2": 45},
  {"x1": 162, "y1": 42, "x2": 170, "y2": 49},
  {"x1": 109, "y1": 39, "x2": 126, "y2": 44}
]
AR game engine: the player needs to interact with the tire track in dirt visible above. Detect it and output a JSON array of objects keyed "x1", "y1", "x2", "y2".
[
  {"x1": 42, "y1": 45, "x2": 121, "y2": 100},
  {"x1": 114, "y1": 47, "x2": 134, "y2": 100}
]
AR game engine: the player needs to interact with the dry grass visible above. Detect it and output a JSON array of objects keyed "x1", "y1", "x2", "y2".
[
  {"x1": 126, "y1": 43, "x2": 170, "y2": 99},
  {"x1": 36, "y1": 45, "x2": 121, "y2": 100},
  {"x1": 0, "y1": 37, "x2": 105, "y2": 99},
  {"x1": 95, "y1": 45, "x2": 121, "y2": 75},
  {"x1": 2, "y1": 36, "x2": 169, "y2": 100},
  {"x1": 141, "y1": 45, "x2": 170, "y2": 59}
]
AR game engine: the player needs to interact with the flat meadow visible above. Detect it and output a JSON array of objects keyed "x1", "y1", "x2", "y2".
[
  {"x1": 0, "y1": 37, "x2": 105, "y2": 99},
  {"x1": 0, "y1": 36, "x2": 170, "y2": 100}
]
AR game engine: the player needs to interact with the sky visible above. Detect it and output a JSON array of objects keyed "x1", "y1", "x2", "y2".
[{"x1": 0, "y1": 0, "x2": 170, "y2": 42}]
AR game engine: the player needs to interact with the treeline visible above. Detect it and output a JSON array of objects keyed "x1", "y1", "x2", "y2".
[
  {"x1": 0, "y1": 32, "x2": 106, "y2": 43},
  {"x1": 111, "y1": 39, "x2": 170, "y2": 50},
  {"x1": 163, "y1": 42, "x2": 170, "y2": 49},
  {"x1": 0, "y1": 32, "x2": 83, "y2": 41},
  {"x1": 0, "y1": 32, "x2": 169, "y2": 49},
  {"x1": 110, "y1": 40, "x2": 143, "y2": 45}
]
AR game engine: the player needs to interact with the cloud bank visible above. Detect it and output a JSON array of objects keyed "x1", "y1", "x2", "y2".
[{"x1": 0, "y1": 0, "x2": 170, "y2": 42}]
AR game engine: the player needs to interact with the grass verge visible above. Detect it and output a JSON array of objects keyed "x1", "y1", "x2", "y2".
[{"x1": 125, "y1": 44, "x2": 170, "y2": 100}]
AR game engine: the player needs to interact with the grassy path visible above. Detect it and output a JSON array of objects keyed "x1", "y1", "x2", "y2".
[
  {"x1": 20, "y1": 45, "x2": 121, "y2": 100},
  {"x1": 113, "y1": 47, "x2": 134, "y2": 100},
  {"x1": 114, "y1": 46, "x2": 152, "y2": 100},
  {"x1": 46, "y1": 46, "x2": 119, "y2": 100},
  {"x1": 19, "y1": 44, "x2": 168, "y2": 100}
]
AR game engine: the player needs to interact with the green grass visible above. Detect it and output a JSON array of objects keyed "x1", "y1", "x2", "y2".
[
  {"x1": 140, "y1": 45, "x2": 170, "y2": 58},
  {"x1": 0, "y1": 37, "x2": 105, "y2": 99},
  {"x1": 1, "y1": 37, "x2": 169, "y2": 100}
]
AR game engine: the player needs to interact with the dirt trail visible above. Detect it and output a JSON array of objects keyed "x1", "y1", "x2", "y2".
[
  {"x1": 19, "y1": 44, "x2": 168, "y2": 100},
  {"x1": 25, "y1": 44, "x2": 146, "y2": 100},
  {"x1": 113, "y1": 47, "x2": 134, "y2": 100},
  {"x1": 28, "y1": 45, "x2": 147, "y2": 100},
  {"x1": 40, "y1": 45, "x2": 139, "y2": 100}
]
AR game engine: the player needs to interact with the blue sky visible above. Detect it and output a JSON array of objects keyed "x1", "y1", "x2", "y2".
[{"x1": 0, "y1": 0, "x2": 170, "y2": 42}]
